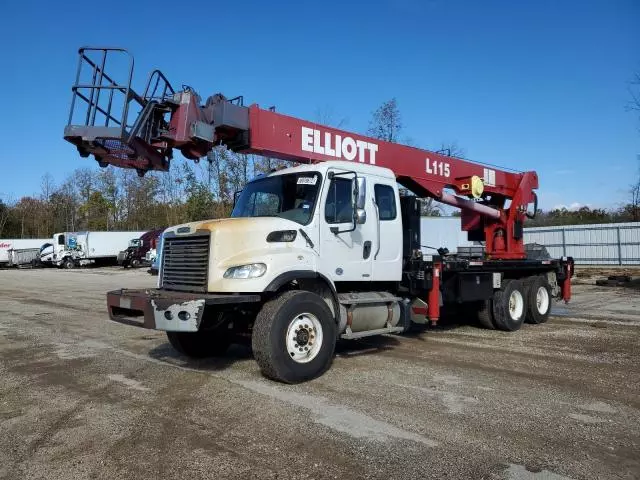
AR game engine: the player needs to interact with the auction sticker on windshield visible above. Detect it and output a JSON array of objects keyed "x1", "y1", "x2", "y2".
[{"x1": 297, "y1": 176, "x2": 318, "y2": 185}]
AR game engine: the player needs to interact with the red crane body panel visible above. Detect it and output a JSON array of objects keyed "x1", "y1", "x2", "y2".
[
  {"x1": 244, "y1": 106, "x2": 538, "y2": 201},
  {"x1": 240, "y1": 106, "x2": 536, "y2": 259}
]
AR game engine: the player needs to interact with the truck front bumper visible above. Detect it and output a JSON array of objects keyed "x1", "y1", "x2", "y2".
[{"x1": 107, "y1": 289, "x2": 261, "y2": 332}]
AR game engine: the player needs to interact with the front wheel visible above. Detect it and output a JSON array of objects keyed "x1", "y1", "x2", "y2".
[
  {"x1": 252, "y1": 290, "x2": 337, "y2": 384},
  {"x1": 63, "y1": 258, "x2": 75, "y2": 269},
  {"x1": 130, "y1": 258, "x2": 141, "y2": 268}
]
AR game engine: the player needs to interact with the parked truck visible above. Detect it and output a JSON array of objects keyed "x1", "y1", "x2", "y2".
[
  {"x1": 63, "y1": 48, "x2": 573, "y2": 383},
  {"x1": 118, "y1": 228, "x2": 164, "y2": 268},
  {"x1": 0, "y1": 239, "x2": 49, "y2": 266},
  {"x1": 146, "y1": 230, "x2": 164, "y2": 275},
  {"x1": 51, "y1": 231, "x2": 147, "y2": 268}
]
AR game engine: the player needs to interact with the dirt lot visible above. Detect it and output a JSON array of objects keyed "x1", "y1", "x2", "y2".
[{"x1": 0, "y1": 267, "x2": 638, "y2": 480}]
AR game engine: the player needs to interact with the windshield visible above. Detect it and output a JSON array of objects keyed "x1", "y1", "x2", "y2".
[
  {"x1": 129, "y1": 239, "x2": 142, "y2": 248},
  {"x1": 231, "y1": 172, "x2": 322, "y2": 225}
]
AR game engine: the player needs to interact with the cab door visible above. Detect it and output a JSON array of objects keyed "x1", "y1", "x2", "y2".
[
  {"x1": 371, "y1": 182, "x2": 403, "y2": 281},
  {"x1": 319, "y1": 170, "x2": 376, "y2": 282}
]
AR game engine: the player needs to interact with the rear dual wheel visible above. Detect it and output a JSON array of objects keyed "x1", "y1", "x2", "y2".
[
  {"x1": 477, "y1": 276, "x2": 552, "y2": 331},
  {"x1": 492, "y1": 279, "x2": 527, "y2": 331},
  {"x1": 524, "y1": 276, "x2": 552, "y2": 324},
  {"x1": 477, "y1": 299, "x2": 496, "y2": 330}
]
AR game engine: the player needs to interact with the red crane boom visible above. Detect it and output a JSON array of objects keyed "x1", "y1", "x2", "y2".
[{"x1": 64, "y1": 47, "x2": 538, "y2": 260}]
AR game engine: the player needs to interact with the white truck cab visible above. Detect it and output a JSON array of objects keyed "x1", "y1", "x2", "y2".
[{"x1": 159, "y1": 161, "x2": 402, "y2": 293}]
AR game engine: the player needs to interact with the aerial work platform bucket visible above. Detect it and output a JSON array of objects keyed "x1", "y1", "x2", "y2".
[{"x1": 64, "y1": 47, "x2": 175, "y2": 175}]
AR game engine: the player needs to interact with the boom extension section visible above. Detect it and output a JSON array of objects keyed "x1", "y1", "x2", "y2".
[{"x1": 64, "y1": 47, "x2": 538, "y2": 260}]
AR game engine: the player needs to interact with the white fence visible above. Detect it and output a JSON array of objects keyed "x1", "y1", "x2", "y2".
[
  {"x1": 524, "y1": 222, "x2": 640, "y2": 265},
  {"x1": 421, "y1": 218, "x2": 640, "y2": 265}
]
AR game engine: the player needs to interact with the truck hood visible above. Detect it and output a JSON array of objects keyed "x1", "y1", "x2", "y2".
[{"x1": 162, "y1": 217, "x2": 316, "y2": 292}]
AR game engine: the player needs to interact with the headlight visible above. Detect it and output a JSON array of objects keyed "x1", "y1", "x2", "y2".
[
  {"x1": 223, "y1": 263, "x2": 267, "y2": 279},
  {"x1": 266, "y1": 230, "x2": 297, "y2": 242}
]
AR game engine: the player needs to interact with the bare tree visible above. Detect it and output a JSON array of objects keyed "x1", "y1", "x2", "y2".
[
  {"x1": 14, "y1": 197, "x2": 42, "y2": 237},
  {"x1": 368, "y1": 98, "x2": 402, "y2": 142},
  {"x1": 629, "y1": 73, "x2": 640, "y2": 112},
  {"x1": 436, "y1": 141, "x2": 466, "y2": 158},
  {"x1": 58, "y1": 179, "x2": 79, "y2": 231},
  {"x1": 314, "y1": 105, "x2": 348, "y2": 129},
  {"x1": 38, "y1": 173, "x2": 56, "y2": 236},
  {"x1": 631, "y1": 157, "x2": 640, "y2": 221},
  {"x1": 0, "y1": 196, "x2": 13, "y2": 237},
  {"x1": 629, "y1": 71, "x2": 640, "y2": 217},
  {"x1": 97, "y1": 169, "x2": 120, "y2": 229},
  {"x1": 420, "y1": 198, "x2": 443, "y2": 217},
  {"x1": 40, "y1": 173, "x2": 55, "y2": 202}
]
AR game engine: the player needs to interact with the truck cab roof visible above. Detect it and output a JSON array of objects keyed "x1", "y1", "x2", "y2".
[{"x1": 263, "y1": 161, "x2": 396, "y2": 182}]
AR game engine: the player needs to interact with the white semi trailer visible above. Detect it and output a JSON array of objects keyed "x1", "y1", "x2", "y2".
[
  {"x1": 0, "y1": 239, "x2": 49, "y2": 266},
  {"x1": 51, "y1": 231, "x2": 147, "y2": 268}
]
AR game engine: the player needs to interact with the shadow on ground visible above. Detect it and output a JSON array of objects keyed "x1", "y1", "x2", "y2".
[
  {"x1": 148, "y1": 342, "x2": 254, "y2": 372},
  {"x1": 144, "y1": 312, "x2": 487, "y2": 370}
]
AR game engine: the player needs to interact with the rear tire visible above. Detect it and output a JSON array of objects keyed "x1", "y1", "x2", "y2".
[
  {"x1": 524, "y1": 276, "x2": 552, "y2": 324},
  {"x1": 492, "y1": 279, "x2": 527, "y2": 332},
  {"x1": 252, "y1": 290, "x2": 336, "y2": 384},
  {"x1": 477, "y1": 299, "x2": 496, "y2": 329},
  {"x1": 167, "y1": 331, "x2": 231, "y2": 358}
]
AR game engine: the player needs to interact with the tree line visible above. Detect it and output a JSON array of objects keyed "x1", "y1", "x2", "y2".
[
  {"x1": 1, "y1": 97, "x2": 639, "y2": 238},
  {"x1": 0, "y1": 152, "x2": 273, "y2": 238}
]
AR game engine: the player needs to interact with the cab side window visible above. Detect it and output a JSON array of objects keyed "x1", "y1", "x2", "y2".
[
  {"x1": 374, "y1": 184, "x2": 397, "y2": 220},
  {"x1": 325, "y1": 178, "x2": 354, "y2": 224}
]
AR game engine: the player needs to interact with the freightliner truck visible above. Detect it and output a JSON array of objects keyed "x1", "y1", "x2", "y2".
[{"x1": 63, "y1": 48, "x2": 574, "y2": 383}]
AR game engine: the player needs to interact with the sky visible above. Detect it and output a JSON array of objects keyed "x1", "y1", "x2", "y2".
[{"x1": 0, "y1": 0, "x2": 638, "y2": 211}]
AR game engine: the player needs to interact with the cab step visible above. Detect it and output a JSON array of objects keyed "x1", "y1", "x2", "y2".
[{"x1": 340, "y1": 326, "x2": 405, "y2": 340}]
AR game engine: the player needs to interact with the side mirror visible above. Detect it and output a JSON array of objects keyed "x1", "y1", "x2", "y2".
[
  {"x1": 355, "y1": 176, "x2": 366, "y2": 210},
  {"x1": 355, "y1": 209, "x2": 367, "y2": 224},
  {"x1": 233, "y1": 189, "x2": 243, "y2": 209}
]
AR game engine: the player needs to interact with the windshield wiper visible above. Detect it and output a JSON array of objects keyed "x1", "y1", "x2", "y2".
[{"x1": 298, "y1": 229, "x2": 314, "y2": 249}]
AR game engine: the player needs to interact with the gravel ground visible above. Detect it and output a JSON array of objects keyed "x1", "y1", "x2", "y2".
[{"x1": 0, "y1": 267, "x2": 638, "y2": 480}]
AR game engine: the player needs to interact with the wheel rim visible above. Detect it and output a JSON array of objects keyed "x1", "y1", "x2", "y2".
[
  {"x1": 285, "y1": 313, "x2": 323, "y2": 364},
  {"x1": 536, "y1": 286, "x2": 550, "y2": 314},
  {"x1": 508, "y1": 290, "x2": 524, "y2": 320}
]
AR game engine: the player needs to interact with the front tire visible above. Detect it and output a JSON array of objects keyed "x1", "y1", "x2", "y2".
[
  {"x1": 167, "y1": 331, "x2": 231, "y2": 358},
  {"x1": 524, "y1": 276, "x2": 552, "y2": 324},
  {"x1": 252, "y1": 290, "x2": 337, "y2": 384},
  {"x1": 63, "y1": 258, "x2": 75, "y2": 269},
  {"x1": 492, "y1": 279, "x2": 527, "y2": 332},
  {"x1": 131, "y1": 258, "x2": 141, "y2": 268}
]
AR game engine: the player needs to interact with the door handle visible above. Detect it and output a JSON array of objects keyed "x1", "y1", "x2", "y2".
[{"x1": 363, "y1": 241, "x2": 372, "y2": 259}]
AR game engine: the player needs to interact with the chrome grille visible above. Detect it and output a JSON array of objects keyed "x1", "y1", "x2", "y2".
[{"x1": 161, "y1": 234, "x2": 210, "y2": 292}]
